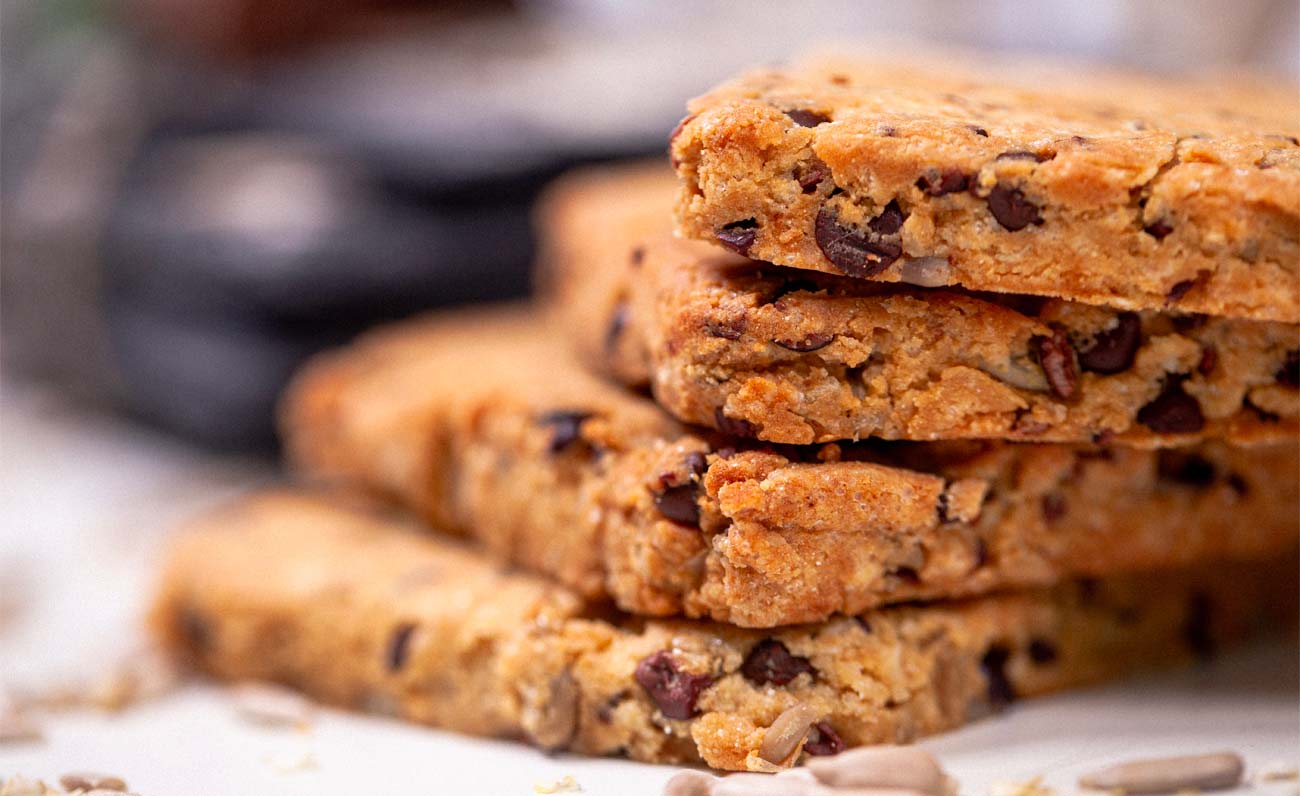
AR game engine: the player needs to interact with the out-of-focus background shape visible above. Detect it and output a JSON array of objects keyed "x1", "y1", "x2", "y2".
[{"x1": 4, "y1": 0, "x2": 1298, "y2": 449}]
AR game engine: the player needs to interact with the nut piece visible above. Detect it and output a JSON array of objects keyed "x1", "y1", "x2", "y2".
[
  {"x1": 807, "y1": 744, "x2": 955, "y2": 795},
  {"x1": 898, "y1": 257, "x2": 953, "y2": 288},
  {"x1": 759, "y1": 702, "x2": 820, "y2": 764},
  {"x1": 59, "y1": 772, "x2": 128, "y2": 792},
  {"x1": 1079, "y1": 751, "x2": 1244, "y2": 794}
]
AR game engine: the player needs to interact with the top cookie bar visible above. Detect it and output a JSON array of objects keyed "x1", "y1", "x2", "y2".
[{"x1": 672, "y1": 56, "x2": 1300, "y2": 322}]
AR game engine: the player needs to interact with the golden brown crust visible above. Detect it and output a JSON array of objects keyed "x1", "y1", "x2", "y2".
[
  {"x1": 670, "y1": 57, "x2": 1300, "y2": 322},
  {"x1": 280, "y1": 307, "x2": 1300, "y2": 627},
  {"x1": 541, "y1": 163, "x2": 1299, "y2": 446},
  {"x1": 152, "y1": 491, "x2": 1298, "y2": 770}
]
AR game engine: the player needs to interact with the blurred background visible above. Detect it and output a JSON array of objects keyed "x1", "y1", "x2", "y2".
[{"x1": 3, "y1": 0, "x2": 1298, "y2": 450}]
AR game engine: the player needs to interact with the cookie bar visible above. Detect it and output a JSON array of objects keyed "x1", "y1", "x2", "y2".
[
  {"x1": 280, "y1": 307, "x2": 1300, "y2": 627},
  {"x1": 152, "y1": 491, "x2": 1298, "y2": 770},
  {"x1": 671, "y1": 56, "x2": 1300, "y2": 322},
  {"x1": 539, "y1": 164, "x2": 1299, "y2": 446}
]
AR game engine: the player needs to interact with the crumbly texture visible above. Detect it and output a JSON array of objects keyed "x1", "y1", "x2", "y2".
[
  {"x1": 539, "y1": 164, "x2": 1299, "y2": 446},
  {"x1": 151, "y1": 491, "x2": 1298, "y2": 770},
  {"x1": 281, "y1": 307, "x2": 1300, "y2": 627},
  {"x1": 671, "y1": 56, "x2": 1300, "y2": 323}
]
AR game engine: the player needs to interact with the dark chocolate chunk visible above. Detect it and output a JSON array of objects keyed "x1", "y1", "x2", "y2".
[
  {"x1": 868, "y1": 200, "x2": 907, "y2": 236},
  {"x1": 814, "y1": 205, "x2": 904, "y2": 278},
  {"x1": 705, "y1": 315, "x2": 747, "y2": 340},
  {"x1": 987, "y1": 185, "x2": 1043, "y2": 231},
  {"x1": 773, "y1": 332, "x2": 835, "y2": 352},
  {"x1": 1144, "y1": 220, "x2": 1174, "y2": 239},
  {"x1": 1166, "y1": 279, "x2": 1196, "y2": 303},
  {"x1": 1028, "y1": 639, "x2": 1059, "y2": 664},
  {"x1": 386, "y1": 622, "x2": 417, "y2": 672},
  {"x1": 716, "y1": 219, "x2": 759, "y2": 256},
  {"x1": 595, "y1": 690, "x2": 630, "y2": 723},
  {"x1": 1034, "y1": 331, "x2": 1077, "y2": 399},
  {"x1": 973, "y1": 538, "x2": 990, "y2": 569},
  {"x1": 538, "y1": 410, "x2": 593, "y2": 454},
  {"x1": 1278, "y1": 350, "x2": 1300, "y2": 387},
  {"x1": 797, "y1": 160, "x2": 829, "y2": 193},
  {"x1": 684, "y1": 451, "x2": 708, "y2": 475},
  {"x1": 654, "y1": 484, "x2": 700, "y2": 526},
  {"x1": 766, "y1": 277, "x2": 824, "y2": 304},
  {"x1": 969, "y1": 125, "x2": 990, "y2": 137},
  {"x1": 1227, "y1": 473, "x2": 1249, "y2": 496},
  {"x1": 714, "y1": 407, "x2": 757, "y2": 437},
  {"x1": 740, "y1": 639, "x2": 816, "y2": 686},
  {"x1": 855, "y1": 616, "x2": 873, "y2": 634},
  {"x1": 917, "y1": 168, "x2": 970, "y2": 196},
  {"x1": 1157, "y1": 451, "x2": 1217, "y2": 487},
  {"x1": 1136, "y1": 379, "x2": 1205, "y2": 433},
  {"x1": 980, "y1": 645, "x2": 1016, "y2": 709},
  {"x1": 803, "y1": 722, "x2": 845, "y2": 756},
  {"x1": 1041, "y1": 492, "x2": 1067, "y2": 522},
  {"x1": 786, "y1": 109, "x2": 831, "y2": 127},
  {"x1": 1183, "y1": 591, "x2": 1215, "y2": 660},
  {"x1": 630, "y1": 246, "x2": 645, "y2": 267},
  {"x1": 1197, "y1": 346, "x2": 1218, "y2": 376},
  {"x1": 634, "y1": 651, "x2": 713, "y2": 720},
  {"x1": 1078, "y1": 312, "x2": 1142, "y2": 374}
]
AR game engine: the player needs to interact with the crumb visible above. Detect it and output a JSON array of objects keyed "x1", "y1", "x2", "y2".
[{"x1": 534, "y1": 774, "x2": 581, "y2": 793}]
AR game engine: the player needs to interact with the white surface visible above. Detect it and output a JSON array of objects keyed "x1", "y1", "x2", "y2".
[{"x1": 2, "y1": 383, "x2": 1297, "y2": 795}]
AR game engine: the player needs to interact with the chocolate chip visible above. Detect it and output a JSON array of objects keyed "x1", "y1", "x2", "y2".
[
  {"x1": 538, "y1": 410, "x2": 593, "y2": 453},
  {"x1": 917, "y1": 168, "x2": 970, "y2": 196},
  {"x1": 1157, "y1": 451, "x2": 1217, "y2": 486},
  {"x1": 653, "y1": 454, "x2": 708, "y2": 526},
  {"x1": 180, "y1": 608, "x2": 211, "y2": 653},
  {"x1": 1172, "y1": 313, "x2": 1208, "y2": 332},
  {"x1": 596, "y1": 690, "x2": 630, "y2": 723},
  {"x1": 766, "y1": 277, "x2": 824, "y2": 303},
  {"x1": 714, "y1": 407, "x2": 757, "y2": 437},
  {"x1": 973, "y1": 538, "x2": 990, "y2": 569},
  {"x1": 386, "y1": 622, "x2": 417, "y2": 672},
  {"x1": 980, "y1": 645, "x2": 1015, "y2": 709},
  {"x1": 740, "y1": 639, "x2": 816, "y2": 686},
  {"x1": 987, "y1": 185, "x2": 1043, "y2": 231},
  {"x1": 969, "y1": 125, "x2": 990, "y2": 137},
  {"x1": 803, "y1": 722, "x2": 845, "y2": 756},
  {"x1": 814, "y1": 204, "x2": 904, "y2": 278},
  {"x1": 868, "y1": 200, "x2": 906, "y2": 235},
  {"x1": 855, "y1": 617, "x2": 873, "y2": 634},
  {"x1": 797, "y1": 160, "x2": 829, "y2": 193},
  {"x1": 1041, "y1": 493, "x2": 1067, "y2": 522},
  {"x1": 716, "y1": 220, "x2": 758, "y2": 256},
  {"x1": 996, "y1": 150, "x2": 1047, "y2": 162},
  {"x1": 654, "y1": 484, "x2": 700, "y2": 526},
  {"x1": 1197, "y1": 346, "x2": 1218, "y2": 376},
  {"x1": 634, "y1": 651, "x2": 713, "y2": 720},
  {"x1": 684, "y1": 451, "x2": 708, "y2": 475},
  {"x1": 1278, "y1": 350, "x2": 1299, "y2": 387},
  {"x1": 1034, "y1": 330, "x2": 1077, "y2": 399},
  {"x1": 1183, "y1": 592, "x2": 1215, "y2": 660},
  {"x1": 786, "y1": 109, "x2": 831, "y2": 127},
  {"x1": 1144, "y1": 220, "x2": 1174, "y2": 239},
  {"x1": 605, "y1": 302, "x2": 628, "y2": 353},
  {"x1": 1137, "y1": 379, "x2": 1204, "y2": 433},
  {"x1": 1227, "y1": 473, "x2": 1249, "y2": 495},
  {"x1": 630, "y1": 246, "x2": 645, "y2": 267},
  {"x1": 1166, "y1": 280, "x2": 1196, "y2": 303},
  {"x1": 705, "y1": 315, "x2": 747, "y2": 340},
  {"x1": 1078, "y1": 312, "x2": 1142, "y2": 374},
  {"x1": 773, "y1": 333, "x2": 834, "y2": 352},
  {"x1": 1028, "y1": 639, "x2": 1058, "y2": 664}
]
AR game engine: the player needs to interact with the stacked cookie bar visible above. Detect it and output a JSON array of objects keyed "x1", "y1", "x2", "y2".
[{"x1": 152, "y1": 56, "x2": 1300, "y2": 772}]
